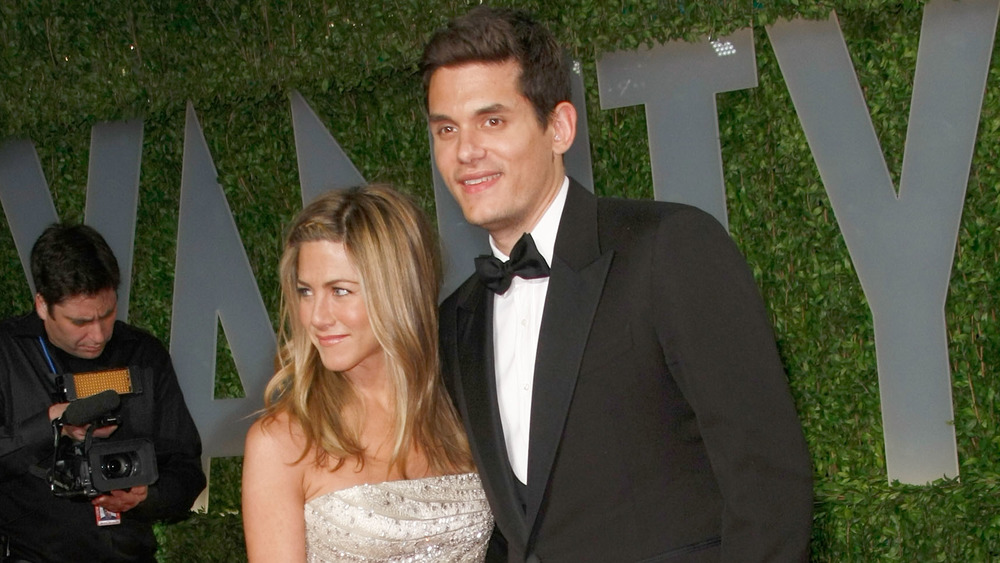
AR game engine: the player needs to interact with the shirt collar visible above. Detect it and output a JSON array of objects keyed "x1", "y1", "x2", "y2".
[{"x1": 488, "y1": 176, "x2": 569, "y2": 264}]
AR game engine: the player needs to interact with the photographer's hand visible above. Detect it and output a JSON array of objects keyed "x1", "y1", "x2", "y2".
[
  {"x1": 48, "y1": 402, "x2": 119, "y2": 441},
  {"x1": 92, "y1": 485, "x2": 148, "y2": 513}
]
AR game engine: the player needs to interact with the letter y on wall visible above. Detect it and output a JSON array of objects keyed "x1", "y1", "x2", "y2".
[{"x1": 768, "y1": 0, "x2": 1000, "y2": 484}]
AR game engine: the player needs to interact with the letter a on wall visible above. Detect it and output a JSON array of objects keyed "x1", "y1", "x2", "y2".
[{"x1": 171, "y1": 103, "x2": 277, "y2": 462}]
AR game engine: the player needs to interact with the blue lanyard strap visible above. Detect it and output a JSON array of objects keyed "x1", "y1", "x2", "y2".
[{"x1": 38, "y1": 336, "x2": 58, "y2": 374}]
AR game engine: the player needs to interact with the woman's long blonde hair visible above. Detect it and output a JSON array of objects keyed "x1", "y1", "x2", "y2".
[{"x1": 262, "y1": 185, "x2": 473, "y2": 475}]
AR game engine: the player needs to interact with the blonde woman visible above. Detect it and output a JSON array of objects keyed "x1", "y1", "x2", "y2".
[{"x1": 242, "y1": 185, "x2": 492, "y2": 561}]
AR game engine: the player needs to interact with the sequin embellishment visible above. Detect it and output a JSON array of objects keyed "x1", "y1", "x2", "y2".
[{"x1": 304, "y1": 472, "x2": 493, "y2": 562}]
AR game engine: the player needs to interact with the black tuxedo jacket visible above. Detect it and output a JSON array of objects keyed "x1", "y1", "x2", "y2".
[{"x1": 440, "y1": 180, "x2": 813, "y2": 562}]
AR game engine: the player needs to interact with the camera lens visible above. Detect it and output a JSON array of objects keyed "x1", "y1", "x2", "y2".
[{"x1": 100, "y1": 453, "x2": 137, "y2": 479}]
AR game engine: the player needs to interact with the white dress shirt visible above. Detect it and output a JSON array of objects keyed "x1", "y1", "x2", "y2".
[{"x1": 491, "y1": 177, "x2": 569, "y2": 485}]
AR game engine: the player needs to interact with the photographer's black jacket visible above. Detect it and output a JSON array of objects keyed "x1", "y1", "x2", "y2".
[{"x1": 0, "y1": 312, "x2": 206, "y2": 562}]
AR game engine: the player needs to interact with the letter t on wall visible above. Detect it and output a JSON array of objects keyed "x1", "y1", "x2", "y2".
[{"x1": 597, "y1": 28, "x2": 757, "y2": 229}]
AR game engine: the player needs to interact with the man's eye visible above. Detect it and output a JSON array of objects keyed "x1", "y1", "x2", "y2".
[{"x1": 486, "y1": 117, "x2": 502, "y2": 127}]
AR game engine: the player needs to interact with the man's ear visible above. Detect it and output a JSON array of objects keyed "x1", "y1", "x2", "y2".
[
  {"x1": 550, "y1": 101, "x2": 577, "y2": 156},
  {"x1": 34, "y1": 294, "x2": 50, "y2": 321}
]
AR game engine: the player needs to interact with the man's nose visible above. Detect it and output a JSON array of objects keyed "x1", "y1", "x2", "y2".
[
  {"x1": 457, "y1": 130, "x2": 486, "y2": 163},
  {"x1": 86, "y1": 321, "x2": 111, "y2": 344}
]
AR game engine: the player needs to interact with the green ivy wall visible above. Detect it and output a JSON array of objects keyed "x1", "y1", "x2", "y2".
[{"x1": 2, "y1": 1, "x2": 999, "y2": 560}]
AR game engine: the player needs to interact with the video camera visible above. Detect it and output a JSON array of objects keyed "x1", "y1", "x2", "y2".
[{"x1": 48, "y1": 368, "x2": 158, "y2": 499}]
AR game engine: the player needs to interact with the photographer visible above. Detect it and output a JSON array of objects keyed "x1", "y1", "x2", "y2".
[{"x1": 0, "y1": 224, "x2": 205, "y2": 562}]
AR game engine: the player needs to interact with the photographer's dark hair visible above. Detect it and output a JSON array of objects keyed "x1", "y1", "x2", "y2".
[
  {"x1": 420, "y1": 6, "x2": 572, "y2": 127},
  {"x1": 31, "y1": 223, "x2": 120, "y2": 307}
]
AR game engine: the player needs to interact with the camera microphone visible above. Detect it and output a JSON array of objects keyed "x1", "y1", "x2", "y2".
[
  {"x1": 62, "y1": 389, "x2": 121, "y2": 426},
  {"x1": 50, "y1": 388, "x2": 157, "y2": 498}
]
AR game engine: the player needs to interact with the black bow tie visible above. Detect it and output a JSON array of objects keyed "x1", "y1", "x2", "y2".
[{"x1": 475, "y1": 233, "x2": 551, "y2": 295}]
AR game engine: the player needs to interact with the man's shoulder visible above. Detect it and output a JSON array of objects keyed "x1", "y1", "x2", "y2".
[
  {"x1": 0, "y1": 311, "x2": 43, "y2": 340},
  {"x1": 439, "y1": 273, "x2": 481, "y2": 313},
  {"x1": 113, "y1": 320, "x2": 161, "y2": 342},
  {"x1": 593, "y1": 196, "x2": 726, "y2": 241},
  {"x1": 109, "y1": 321, "x2": 171, "y2": 361},
  {"x1": 596, "y1": 195, "x2": 713, "y2": 222}
]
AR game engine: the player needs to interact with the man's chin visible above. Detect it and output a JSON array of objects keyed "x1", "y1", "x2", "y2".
[
  {"x1": 457, "y1": 206, "x2": 502, "y2": 230},
  {"x1": 75, "y1": 346, "x2": 105, "y2": 359}
]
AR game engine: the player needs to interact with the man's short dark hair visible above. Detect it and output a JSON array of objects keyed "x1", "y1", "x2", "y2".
[
  {"x1": 420, "y1": 6, "x2": 572, "y2": 127},
  {"x1": 31, "y1": 223, "x2": 120, "y2": 307}
]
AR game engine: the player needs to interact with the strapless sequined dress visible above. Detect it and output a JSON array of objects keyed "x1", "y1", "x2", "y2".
[{"x1": 304, "y1": 472, "x2": 493, "y2": 562}]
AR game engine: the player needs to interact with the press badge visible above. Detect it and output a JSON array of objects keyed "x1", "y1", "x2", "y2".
[{"x1": 95, "y1": 506, "x2": 121, "y2": 526}]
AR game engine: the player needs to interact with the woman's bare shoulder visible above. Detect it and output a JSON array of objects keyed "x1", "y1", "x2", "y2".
[{"x1": 245, "y1": 410, "x2": 309, "y2": 462}]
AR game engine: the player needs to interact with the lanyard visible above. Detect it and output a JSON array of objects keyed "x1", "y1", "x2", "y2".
[
  {"x1": 37, "y1": 336, "x2": 58, "y2": 374},
  {"x1": 37, "y1": 336, "x2": 67, "y2": 402}
]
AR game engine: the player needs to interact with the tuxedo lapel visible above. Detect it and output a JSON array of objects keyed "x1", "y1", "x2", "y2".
[
  {"x1": 454, "y1": 281, "x2": 530, "y2": 546},
  {"x1": 523, "y1": 182, "x2": 613, "y2": 540}
]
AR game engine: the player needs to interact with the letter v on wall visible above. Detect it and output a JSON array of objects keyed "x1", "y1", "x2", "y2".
[
  {"x1": 767, "y1": 0, "x2": 1000, "y2": 484},
  {"x1": 0, "y1": 121, "x2": 142, "y2": 320}
]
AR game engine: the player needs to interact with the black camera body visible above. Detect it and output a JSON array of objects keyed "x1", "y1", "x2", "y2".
[
  {"x1": 48, "y1": 388, "x2": 159, "y2": 499},
  {"x1": 50, "y1": 435, "x2": 158, "y2": 499}
]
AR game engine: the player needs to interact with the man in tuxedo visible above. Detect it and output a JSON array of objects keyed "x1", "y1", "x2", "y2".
[{"x1": 424, "y1": 7, "x2": 813, "y2": 562}]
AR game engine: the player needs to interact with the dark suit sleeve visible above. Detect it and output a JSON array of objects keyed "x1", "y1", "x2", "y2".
[
  {"x1": 653, "y1": 208, "x2": 812, "y2": 561},
  {"x1": 439, "y1": 292, "x2": 510, "y2": 562},
  {"x1": 439, "y1": 296, "x2": 460, "y2": 403},
  {"x1": 0, "y1": 329, "x2": 57, "y2": 480},
  {"x1": 0, "y1": 404, "x2": 53, "y2": 480},
  {"x1": 127, "y1": 341, "x2": 206, "y2": 523}
]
